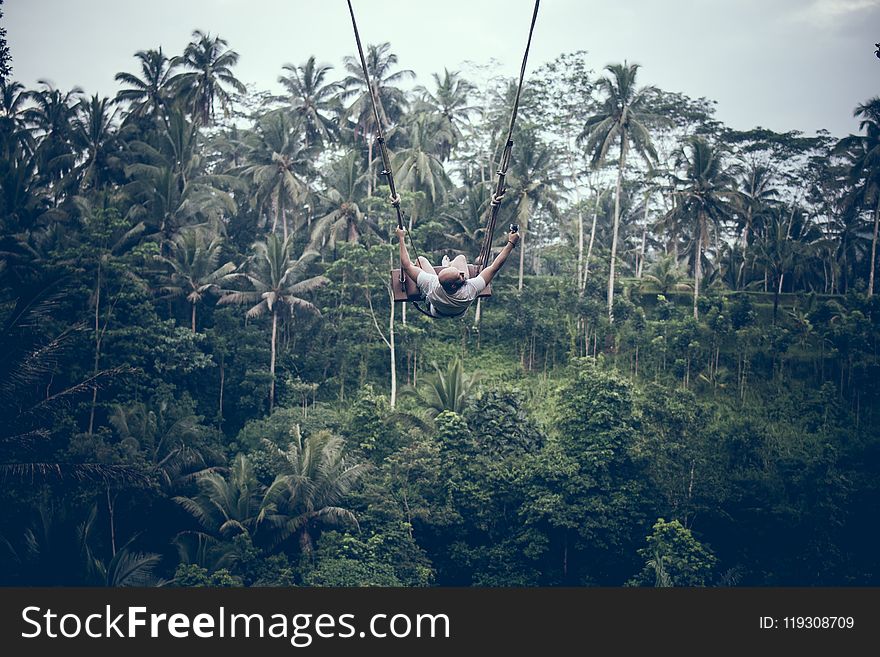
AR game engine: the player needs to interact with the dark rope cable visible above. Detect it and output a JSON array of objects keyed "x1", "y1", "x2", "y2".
[
  {"x1": 477, "y1": 0, "x2": 540, "y2": 272},
  {"x1": 346, "y1": 0, "x2": 422, "y2": 286}
]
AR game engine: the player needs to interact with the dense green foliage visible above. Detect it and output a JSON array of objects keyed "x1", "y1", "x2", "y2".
[{"x1": 0, "y1": 31, "x2": 878, "y2": 587}]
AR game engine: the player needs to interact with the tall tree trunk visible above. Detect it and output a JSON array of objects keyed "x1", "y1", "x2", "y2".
[
  {"x1": 389, "y1": 295, "x2": 397, "y2": 408},
  {"x1": 869, "y1": 199, "x2": 879, "y2": 298},
  {"x1": 269, "y1": 309, "x2": 278, "y2": 412},
  {"x1": 472, "y1": 296, "x2": 483, "y2": 332},
  {"x1": 106, "y1": 485, "x2": 116, "y2": 557},
  {"x1": 517, "y1": 194, "x2": 531, "y2": 291},
  {"x1": 280, "y1": 194, "x2": 288, "y2": 243},
  {"x1": 577, "y1": 203, "x2": 584, "y2": 287},
  {"x1": 609, "y1": 140, "x2": 627, "y2": 322},
  {"x1": 367, "y1": 134, "x2": 375, "y2": 197},
  {"x1": 218, "y1": 354, "x2": 225, "y2": 429},
  {"x1": 571, "y1": 147, "x2": 584, "y2": 291},
  {"x1": 582, "y1": 193, "x2": 600, "y2": 291},
  {"x1": 693, "y1": 214, "x2": 704, "y2": 320},
  {"x1": 773, "y1": 272, "x2": 783, "y2": 323},
  {"x1": 737, "y1": 207, "x2": 752, "y2": 290},
  {"x1": 637, "y1": 191, "x2": 650, "y2": 279},
  {"x1": 637, "y1": 227, "x2": 647, "y2": 278},
  {"x1": 88, "y1": 262, "x2": 102, "y2": 435},
  {"x1": 191, "y1": 303, "x2": 197, "y2": 333}
]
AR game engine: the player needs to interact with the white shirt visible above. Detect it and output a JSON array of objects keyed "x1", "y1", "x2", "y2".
[{"x1": 416, "y1": 271, "x2": 486, "y2": 317}]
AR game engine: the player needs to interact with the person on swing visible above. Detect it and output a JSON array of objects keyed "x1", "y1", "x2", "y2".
[{"x1": 396, "y1": 225, "x2": 520, "y2": 318}]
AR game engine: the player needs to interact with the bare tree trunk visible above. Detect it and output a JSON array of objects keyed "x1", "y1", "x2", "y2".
[
  {"x1": 366, "y1": 288, "x2": 397, "y2": 407},
  {"x1": 571, "y1": 146, "x2": 584, "y2": 291},
  {"x1": 281, "y1": 195, "x2": 288, "y2": 243},
  {"x1": 269, "y1": 309, "x2": 278, "y2": 412},
  {"x1": 609, "y1": 142, "x2": 627, "y2": 322},
  {"x1": 637, "y1": 227, "x2": 647, "y2": 278},
  {"x1": 88, "y1": 263, "x2": 102, "y2": 435},
  {"x1": 472, "y1": 296, "x2": 482, "y2": 332},
  {"x1": 367, "y1": 134, "x2": 374, "y2": 197},
  {"x1": 218, "y1": 354, "x2": 225, "y2": 429},
  {"x1": 518, "y1": 227, "x2": 526, "y2": 291},
  {"x1": 389, "y1": 296, "x2": 397, "y2": 408},
  {"x1": 106, "y1": 485, "x2": 117, "y2": 557},
  {"x1": 582, "y1": 193, "x2": 600, "y2": 291},
  {"x1": 773, "y1": 272, "x2": 784, "y2": 323},
  {"x1": 191, "y1": 303, "x2": 197, "y2": 333},
  {"x1": 869, "y1": 200, "x2": 879, "y2": 298},
  {"x1": 637, "y1": 192, "x2": 650, "y2": 279},
  {"x1": 694, "y1": 214, "x2": 704, "y2": 320},
  {"x1": 577, "y1": 204, "x2": 584, "y2": 286},
  {"x1": 737, "y1": 207, "x2": 752, "y2": 290}
]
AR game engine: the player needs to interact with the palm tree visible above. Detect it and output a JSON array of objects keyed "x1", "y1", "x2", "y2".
[
  {"x1": 154, "y1": 227, "x2": 237, "y2": 332},
  {"x1": 0, "y1": 79, "x2": 31, "y2": 150},
  {"x1": 0, "y1": 137, "x2": 48, "y2": 236},
  {"x1": 114, "y1": 48, "x2": 176, "y2": 122},
  {"x1": 441, "y1": 183, "x2": 489, "y2": 255},
  {"x1": 73, "y1": 197, "x2": 147, "y2": 435},
  {"x1": 308, "y1": 150, "x2": 376, "y2": 251},
  {"x1": 170, "y1": 30, "x2": 247, "y2": 126},
  {"x1": 219, "y1": 235, "x2": 328, "y2": 412},
  {"x1": 578, "y1": 62, "x2": 659, "y2": 321},
  {"x1": 0, "y1": 79, "x2": 27, "y2": 119},
  {"x1": 174, "y1": 454, "x2": 264, "y2": 540},
  {"x1": 405, "y1": 358, "x2": 479, "y2": 418},
  {"x1": 259, "y1": 427, "x2": 368, "y2": 555},
  {"x1": 109, "y1": 400, "x2": 219, "y2": 491},
  {"x1": 753, "y1": 204, "x2": 819, "y2": 321},
  {"x1": 508, "y1": 125, "x2": 562, "y2": 290},
  {"x1": 5, "y1": 505, "x2": 160, "y2": 585},
  {"x1": 278, "y1": 56, "x2": 341, "y2": 149},
  {"x1": 640, "y1": 254, "x2": 691, "y2": 295},
  {"x1": 415, "y1": 68, "x2": 476, "y2": 161},
  {"x1": 71, "y1": 95, "x2": 120, "y2": 193},
  {"x1": 78, "y1": 505, "x2": 163, "y2": 586},
  {"x1": 341, "y1": 42, "x2": 414, "y2": 195},
  {"x1": 24, "y1": 80, "x2": 82, "y2": 196},
  {"x1": 123, "y1": 110, "x2": 239, "y2": 245},
  {"x1": 735, "y1": 162, "x2": 778, "y2": 289},
  {"x1": 239, "y1": 110, "x2": 311, "y2": 242},
  {"x1": 666, "y1": 137, "x2": 737, "y2": 318},
  {"x1": 393, "y1": 112, "x2": 451, "y2": 211},
  {"x1": 0, "y1": 281, "x2": 139, "y2": 482},
  {"x1": 827, "y1": 199, "x2": 871, "y2": 294},
  {"x1": 839, "y1": 97, "x2": 880, "y2": 297}
]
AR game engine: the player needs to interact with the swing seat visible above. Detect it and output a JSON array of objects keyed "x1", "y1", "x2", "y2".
[{"x1": 390, "y1": 265, "x2": 493, "y2": 303}]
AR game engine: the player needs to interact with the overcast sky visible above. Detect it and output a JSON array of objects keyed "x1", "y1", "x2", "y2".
[{"x1": 5, "y1": 0, "x2": 879, "y2": 137}]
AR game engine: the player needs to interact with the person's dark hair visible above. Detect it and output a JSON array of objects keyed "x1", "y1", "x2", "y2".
[{"x1": 441, "y1": 279, "x2": 464, "y2": 294}]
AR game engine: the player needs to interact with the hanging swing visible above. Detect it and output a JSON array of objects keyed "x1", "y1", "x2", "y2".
[{"x1": 345, "y1": 0, "x2": 539, "y2": 309}]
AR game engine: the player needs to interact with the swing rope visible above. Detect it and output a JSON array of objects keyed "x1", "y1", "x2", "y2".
[
  {"x1": 346, "y1": 0, "x2": 540, "y2": 317},
  {"x1": 477, "y1": 0, "x2": 540, "y2": 272},
  {"x1": 345, "y1": 0, "x2": 421, "y2": 278}
]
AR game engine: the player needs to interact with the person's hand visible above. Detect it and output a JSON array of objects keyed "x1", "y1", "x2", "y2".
[
  {"x1": 396, "y1": 226, "x2": 406, "y2": 241},
  {"x1": 507, "y1": 231, "x2": 520, "y2": 247}
]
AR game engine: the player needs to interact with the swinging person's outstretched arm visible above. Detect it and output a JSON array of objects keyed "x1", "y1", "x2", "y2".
[
  {"x1": 397, "y1": 227, "x2": 424, "y2": 281},
  {"x1": 479, "y1": 230, "x2": 520, "y2": 286}
]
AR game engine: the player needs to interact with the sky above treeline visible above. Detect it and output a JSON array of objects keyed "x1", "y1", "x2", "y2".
[{"x1": 6, "y1": 0, "x2": 880, "y2": 138}]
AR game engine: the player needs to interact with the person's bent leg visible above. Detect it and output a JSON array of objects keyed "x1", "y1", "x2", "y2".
[
  {"x1": 451, "y1": 254, "x2": 469, "y2": 274},
  {"x1": 416, "y1": 256, "x2": 435, "y2": 273}
]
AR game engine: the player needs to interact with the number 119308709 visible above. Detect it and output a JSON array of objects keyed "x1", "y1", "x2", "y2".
[{"x1": 759, "y1": 616, "x2": 855, "y2": 630}]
